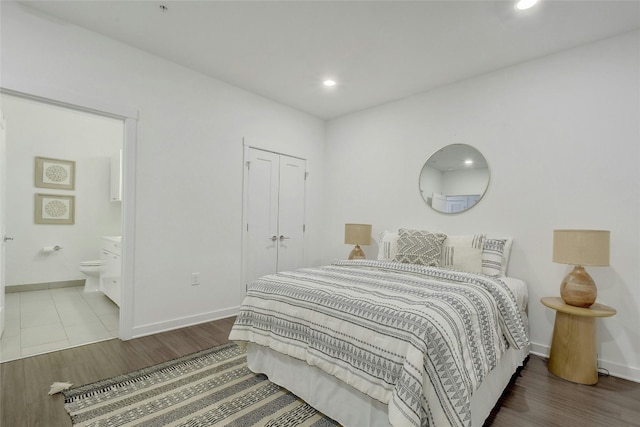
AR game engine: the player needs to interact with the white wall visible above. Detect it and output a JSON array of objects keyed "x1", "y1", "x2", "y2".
[
  {"x1": 324, "y1": 31, "x2": 640, "y2": 381},
  {"x1": 1, "y1": 1, "x2": 325, "y2": 335},
  {"x1": 3, "y1": 94, "x2": 123, "y2": 286}
]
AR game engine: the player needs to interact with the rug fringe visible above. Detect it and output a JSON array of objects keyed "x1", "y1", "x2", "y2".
[{"x1": 48, "y1": 381, "x2": 73, "y2": 395}]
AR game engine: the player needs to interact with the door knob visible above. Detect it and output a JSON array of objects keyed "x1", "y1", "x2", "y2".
[
  {"x1": 271, "y1": 236, "x2": 278, "y2": 241},
  {"x1": 279, "y1": 235, "x2": 290, "y2": 241}
]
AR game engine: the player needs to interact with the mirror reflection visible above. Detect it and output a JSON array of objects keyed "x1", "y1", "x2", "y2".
[{"x1": 419, "y1": 144, "x2": 490, "y2": 214}]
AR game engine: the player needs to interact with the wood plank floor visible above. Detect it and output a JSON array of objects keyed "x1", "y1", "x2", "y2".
[{"x1": 1, "y1": 316, "x2": 638, "y2": 426}]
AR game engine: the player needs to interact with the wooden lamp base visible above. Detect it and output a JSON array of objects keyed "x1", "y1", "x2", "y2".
[
  {"x1": 560, "y1": 265, "x2": 596, "y2": 308},
  {"x1": 348, "y1": 245, "x2": 365, "y2": 260}
]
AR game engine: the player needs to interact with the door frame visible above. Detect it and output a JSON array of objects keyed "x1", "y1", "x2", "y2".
[
  {"x1": 240, "y1": 142, "x2": 307, "y2": 291},
  {"x1": 0, "y1": 111, "x2": 6, "y2": 338},
  {"x1": 0, "y1": 85, "x2": 138, "y2": 340}
]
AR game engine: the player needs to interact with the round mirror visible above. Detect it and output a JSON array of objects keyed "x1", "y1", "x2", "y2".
[{"x1": 419, "y1": 144, "x2": 490, "y2": 214}]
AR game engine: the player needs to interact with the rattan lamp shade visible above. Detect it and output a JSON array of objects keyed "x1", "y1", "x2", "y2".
[
  {"x1": 553, "y1": 230, "x2": 610, "y2": 266},
  {"x1": 552, "y1": 229, "x2": 610, "y2": 308},
  {"x1": 344, "y1": 224, "x2": 372, "y2": 245},
  {"x1": 345, "y1": 224, "x2": 372, "y2": 260}
]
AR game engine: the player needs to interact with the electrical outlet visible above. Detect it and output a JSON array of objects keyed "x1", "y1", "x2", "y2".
[{"x1": 191, "y1": 272, "x2": 200, "y2": 286}]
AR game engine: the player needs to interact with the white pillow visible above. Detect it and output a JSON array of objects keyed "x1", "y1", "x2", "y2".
[
  {"x1": 440, "y1": 234, "x2": 486, "y2": 273},
  {"x1": 482, "y1": 237, "x2": 513, "y2": 276},
  {"x1": 394, "y1": 228, "x2": 447, "y2": 266},
  {"x1": 377, "y1": 230, "x2": 399, "y2": 261}
]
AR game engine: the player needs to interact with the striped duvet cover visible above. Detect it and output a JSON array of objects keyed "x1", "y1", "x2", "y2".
[{"x1": 229, "y1": 260, "x2": 529, "y2": 427}]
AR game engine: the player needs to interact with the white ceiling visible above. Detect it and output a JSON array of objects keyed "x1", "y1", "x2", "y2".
[{"x1": 18, "y1": 0, "x2": 640, "y2": 120}]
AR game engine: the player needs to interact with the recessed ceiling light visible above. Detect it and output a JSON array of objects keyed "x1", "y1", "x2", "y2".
[
  {"x1": 323, "y1": 80, "x2": 336, "y2": 87},
  {"x1": 515, "y1": 0, "x2": 539, "y2": 10},
  {"x1": 464, "y1": 159, "x2": 473, "y2": 165}
]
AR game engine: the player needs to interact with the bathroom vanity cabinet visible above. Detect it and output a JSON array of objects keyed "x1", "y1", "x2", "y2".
[{"x1": 100, "y1": 236, "x2": 121, "y2": 306}]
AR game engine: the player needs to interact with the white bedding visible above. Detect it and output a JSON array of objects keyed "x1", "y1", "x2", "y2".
[{"x1": 230, "y1": 260, "x2": 529, "y2": 427}]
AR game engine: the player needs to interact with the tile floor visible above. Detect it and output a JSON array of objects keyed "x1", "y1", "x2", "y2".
[{"x1": 0, "y1": 286, "x2": 119, "y2": 362}]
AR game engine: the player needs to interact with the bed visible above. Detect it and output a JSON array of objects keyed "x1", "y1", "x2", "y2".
[{"x1": 229, "y1": 231, "x2": 530, "y2": 427}]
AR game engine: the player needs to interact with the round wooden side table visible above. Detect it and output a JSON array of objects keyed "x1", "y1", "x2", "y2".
[{"x1": 540, "y1": 296, "x2": 616, "y2": 385}]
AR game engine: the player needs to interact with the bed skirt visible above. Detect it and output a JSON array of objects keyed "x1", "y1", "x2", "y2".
[{"x1": 246, "y1": 342, "x2": 529, "y2": 427}]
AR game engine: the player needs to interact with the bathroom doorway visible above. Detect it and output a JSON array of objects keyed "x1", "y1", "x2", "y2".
[{"x1": 0, "y1": 93, "x2": 126, "y2": 361}]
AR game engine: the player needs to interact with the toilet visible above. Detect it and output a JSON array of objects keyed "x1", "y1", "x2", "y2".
[{"x1": 80, "y1": 260, "x2": 102, "y2": 292}]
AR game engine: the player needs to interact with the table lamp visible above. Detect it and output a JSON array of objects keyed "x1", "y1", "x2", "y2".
[
  {"x1": 345, "y1": 224, "x2": 372, "y2": 260},
  {"x1": 552, "y1": 229, "x2": 610, "y2": 308}
]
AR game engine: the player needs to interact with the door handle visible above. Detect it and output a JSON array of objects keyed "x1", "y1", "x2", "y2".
[
  {"x1": 271, "y1": 236, "x2": 278, "y2": 242},
  {"x1": 3, "y1": 236, "x2": 14, "y2": 242},
  {"x1": 279, "y1": 235, "x2": 290, "y2": 241}
]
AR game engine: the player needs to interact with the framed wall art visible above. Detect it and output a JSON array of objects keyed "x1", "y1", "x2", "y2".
[
  {"x1": 35, "y1": 156, "x2": 75, "y2": 190},
  {"x1": 35, "y1": 193, "x2": 75, "y2": 224}
]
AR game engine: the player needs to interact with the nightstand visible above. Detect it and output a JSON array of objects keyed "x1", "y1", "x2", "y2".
[{"x1": 540, "y1": 296, "x2": 616, "y2": 385}]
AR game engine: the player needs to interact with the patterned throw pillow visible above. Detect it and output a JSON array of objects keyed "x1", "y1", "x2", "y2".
[
  {"x1": 482, "y1": 238, "x2": 513, "y2": 276},
  {"x1": 377, "y1": 230, "x2": 399, "y2": 261},
  {"x1": 440, "y1": 234, "x2": 486, "y2": 273},
  {"x1": 394, "y1": 228, "x2": 447, "y2": 266}
]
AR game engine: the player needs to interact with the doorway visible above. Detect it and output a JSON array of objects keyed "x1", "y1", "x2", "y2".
[
  {"x1": 0, "y1": 93, "x2": 128, "y2": 361},
  {"x1": 243, "y1": 147, "x2": 307, "y2": 287}
]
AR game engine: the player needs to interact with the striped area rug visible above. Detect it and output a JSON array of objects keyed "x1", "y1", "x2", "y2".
[{"x1": 63, "y1": 343, "x2": 339, "y2": 426}]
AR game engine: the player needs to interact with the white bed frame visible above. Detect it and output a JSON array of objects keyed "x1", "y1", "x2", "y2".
[{"x1": 246, "y1": 317, "x2": 530, "y2": 427}]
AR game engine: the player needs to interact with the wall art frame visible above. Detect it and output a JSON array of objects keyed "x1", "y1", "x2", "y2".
[
  {"x1": 35, "y1": 156, "x2": 75, "y2": 190},
  {"x1": 35, "y1": 193, "x2": 75, "y2": 225}
]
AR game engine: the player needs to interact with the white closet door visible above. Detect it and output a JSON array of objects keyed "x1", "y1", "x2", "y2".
[
  {"x1": 245, "y1": 148, "x2": 306, "y2": 286},
  {"x1": 276, "y1": 156, "x2": 305, "y2": 273},
  {"x1": 246, "y1": 149, "x2": 280, "y2": 285}
]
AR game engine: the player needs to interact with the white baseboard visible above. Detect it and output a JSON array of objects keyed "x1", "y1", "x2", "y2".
[
  {"x1": 129, "y1": 306, "x2": 239, "y2": 340},
  {"x1": 597, "y1": 359, "x2": 640, "y2": 383},
  {"x1": 528, "y1": 342, "x2": 549, "y2": 359},
  {"x1": 529, "y1": 341, "x2": 640, "y2": 383}
]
